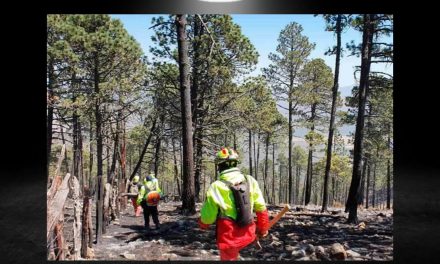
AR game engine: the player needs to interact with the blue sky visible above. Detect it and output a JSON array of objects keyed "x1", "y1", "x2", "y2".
[
  {"x1": 111, "y1": 14, "x2": 393, "y2": 98},
  {"x1": 111, "y1": 14, "x2": 392, "y2": 137}
]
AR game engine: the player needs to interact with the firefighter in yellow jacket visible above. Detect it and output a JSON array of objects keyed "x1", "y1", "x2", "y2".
[
  {"x1": 198, "y1": 147, "x2": 270, "y2": 260},
  {"x1": 129, "y1": 175, "x2": 143, "y2": 217},
  {"x1": 136, "y1": 173, "x2": 162, "y2": 230}
]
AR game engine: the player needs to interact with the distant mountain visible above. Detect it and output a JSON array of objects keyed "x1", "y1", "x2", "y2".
[{"x1": 275, "y1": 84, "x2": 356, "y2": 137}]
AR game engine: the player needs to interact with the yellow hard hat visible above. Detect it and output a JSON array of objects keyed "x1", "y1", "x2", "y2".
[
  {"x1": 132, "y1": 175, "x2": 140, "y2": 183},
  {"x1": 215, "y1": 147, "x2": 240, "y2": 164}
]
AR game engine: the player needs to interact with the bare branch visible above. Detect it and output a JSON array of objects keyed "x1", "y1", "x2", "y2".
[{"x1": 196, "y1": 15, "x2": 218, "y2": 59}]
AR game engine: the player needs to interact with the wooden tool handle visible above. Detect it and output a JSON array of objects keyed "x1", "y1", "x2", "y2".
[
  {"x1": 269, "y1": 204, "x2": 291, "y2": 229},
  {"x1": 253, "y1": 204, "x2": 291, "y2": 250}
]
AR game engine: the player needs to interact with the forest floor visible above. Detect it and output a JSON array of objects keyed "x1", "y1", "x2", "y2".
[{"x1": 86, "y1": 201, "x2": 393, "y2": 261}]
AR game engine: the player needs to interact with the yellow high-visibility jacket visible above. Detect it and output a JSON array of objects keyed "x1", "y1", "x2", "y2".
[
  {"x1": 136, "y1": 176, "x2": 162, "y2": 205},
  {"x1": 200, "y1": 167, "x2": 266, "y2": 225}
]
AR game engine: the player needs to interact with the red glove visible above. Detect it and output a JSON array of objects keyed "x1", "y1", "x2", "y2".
[
  {"x1": 256, "y1": 209, "x2": 269, "y2": 236},
  {"x1": 198, "y1": 218, "x2": 210, "y2": 230}
]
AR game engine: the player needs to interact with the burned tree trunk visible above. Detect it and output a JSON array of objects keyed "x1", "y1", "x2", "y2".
[
  {"x1": 322, "y1": 14, "x2": 342, "y2": 213},
  {"x1": 72, "y1": 176, "x2": 81, "y2": 260},
  {"x1": 387, "y1": 125, "x2": 392, "y2": 209},
  {"x1": 288, "y1": 100, "x2": 293, "y2": 204},
  {"x1": 256, "y1": 133, "x2": 260, "y2": 181},
  {"x1": 94, "y1": 52, "x2": 104, "y2": 243},
  {"x1": 194, "y1": 132, "x2": 203, "y2": 202},
  {"x1": 96, "y1": 175, "x2": 104, "y2": 243},
  {"x1": 119, "y1": 180, "x2": 127, "y2": 212},
  {"x1": 192, "y1": 17, "x2": 202, "y2": 202},
  {"x1": 108, "y1": 118, "x2": 120, "y2": 184},
  {"x1": 81, "y1": 187, "x2": 91, "y2": 258},
  {"x1": 358, "y1": 158, "x2": 368, "y2": 206},
  {"x1": 249, "y1": 129, "x2": 253, "y2": 177},
  {"x1": 372, "y1": 160, "x2": 377, "y2": 208},
  {"x1": 272, "y1": 142, "x2": 276, "y2": 204},
  {"x1": 305, "y1": 102, "x2": 317, "y2": 205},
  {"x1": 103, "y1": 183, "x2": 111, "y2": 233},
  {"x1": 172, "y1": 137, "x2": 181, "y2": 196},
  {"x1": 331, "y1": 175, "x2": 335, "y2": 206},
  {"x1": 118, "y1": 118, "x2": 127, "y2": 214},
  {"x1": 296, "y1": 166, "x2": 301, "y2": 205},
  {"x1": 47, "y1": 58, "x2": 55, "y2": 172},
  {"x1": 366, "y1": 162, "x2": 371, "y2": 209},
  {"x1": 176, "y1": 14, "x2": 195, "y2": 214},
  {"x1": 263, "y1": 133, "x2": 270, "y2": 202},
  {"x1": 278, "y1": 164, "x2": 282, "y2": 204},
  {"x1": 154, "y1": 125, "x2": 162, "y2": 178},
  {"x1": 253, "y1": 133, "x2": 257, "y2": 179},
  {"x1": 128, "y1": 118, "x2": 157, "y2": 182},
  {"x1": 305, "y1": 147, "x2": 313, "y2": 205},
  {"x1": 345, "y1": 14, "x2": 375, "y2": 223},
  {"x1": 89, "y1": 121, "x2": 94, "y2": 185},
  {"x1": 72, "y1": 77, "x2": 84, "y2": 190}
]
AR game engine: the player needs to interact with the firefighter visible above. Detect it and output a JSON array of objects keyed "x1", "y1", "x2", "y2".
[
  {"x1": 198, "y1": 147, "x2": 270, "y2": 260},
  {"x1": 136, "y1": 173, "x2": 162, "y2": 231},
  {"x1": 129, "y1": 175, "x2": 143, "y2": 217}
]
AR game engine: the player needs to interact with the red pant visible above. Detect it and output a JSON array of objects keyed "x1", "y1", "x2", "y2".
[
  {"x1": 214, "y1": 217, "x2": 259, "y2": 261},
  {"x1": 220, "y1": 247, "x2": 240, "y2": 261},
  {"x1": 131, "y1": 198, "x2": 142, "y2": 216}
]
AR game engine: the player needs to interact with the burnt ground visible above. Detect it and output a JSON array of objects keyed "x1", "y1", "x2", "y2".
[{"x1": 85, "y1": 202, "x2": 393, "y2": 261}]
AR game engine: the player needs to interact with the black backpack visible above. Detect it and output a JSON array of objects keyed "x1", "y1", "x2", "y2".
[{"x1": 221, "y1": 175, "x2": 253, "y2": 227}]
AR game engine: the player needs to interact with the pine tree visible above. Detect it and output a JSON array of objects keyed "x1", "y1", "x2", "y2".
[
  {"x1": 297, "y1": 58, "x2": 333, "y2": 205},
  {"x1": 176, "y1": 14, "x2": 196, "y2": 215},
  {"x1": 321, "y1": 14, "x2": 351, "y2": 212},
  {"x1": 345, "y1": 14, "x2": 376, "y2": 224},
  {"x1": 263, "y1": 22, "x2": 315, "y2": 204}
]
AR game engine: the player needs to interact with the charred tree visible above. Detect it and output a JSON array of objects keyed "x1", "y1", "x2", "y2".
[
  {"x1": 176, "y1": 14, "x2": 196, "y2": 214},
  {"x1": 345, "y1": 14, "x2": 375, "y2": 223},
  {"x1": 322, "y1": 14, "x2": 342, "y2": 212}
]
